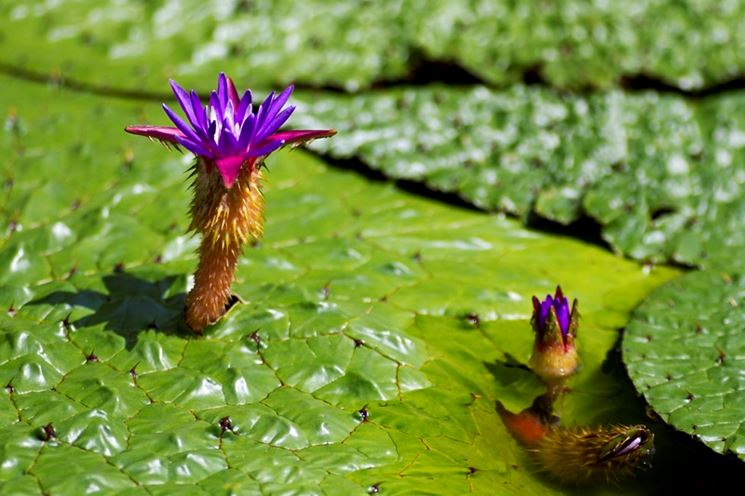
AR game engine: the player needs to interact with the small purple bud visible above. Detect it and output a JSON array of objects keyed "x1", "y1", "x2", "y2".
[{"x1": 529, "y1": 286, "x2": 580, "y2": 383}]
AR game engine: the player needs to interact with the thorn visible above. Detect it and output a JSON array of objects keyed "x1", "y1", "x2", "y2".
[
  {"x1": 42, "y1": 423, "x2": 56, "y2": 441},
  {"x1": 219, "y1": 416, "x2": 234, "y2": 434},
  {"x1": 466, "y1": 313, "x2": 480, "y2": 327},
  {"x1": 357, "y1": 405, "x2": 369, "y2": 422}
]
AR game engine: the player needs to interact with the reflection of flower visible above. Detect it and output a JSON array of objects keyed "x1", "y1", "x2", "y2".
[
  {"x1": 498, "y1": 401, "x2": 655, "y2": 483},
  {"x1": 529, "y1": 286, "x2": 579, "y2": 382},
  {"x1": 126, "y1": 73, "x2": 335, "y2": 188},
  {"x1": 126, "y1": 74, "x2": 335, "y2": 332}
]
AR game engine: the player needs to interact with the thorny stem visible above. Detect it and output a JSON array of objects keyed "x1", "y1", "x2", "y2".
[{"x1": 185, "y1": 158, "x2": 264, "y2": 332}]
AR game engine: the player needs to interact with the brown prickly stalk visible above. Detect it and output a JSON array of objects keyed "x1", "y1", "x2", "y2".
[{"x1": 185, "y1": 158, "x2": 264, "y2": 331}]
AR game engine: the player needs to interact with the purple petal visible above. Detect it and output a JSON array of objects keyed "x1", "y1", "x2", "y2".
[
  {"x1": 245, "y1": 138, "x2": 286, "y2": 158},
  {"x1": 125, "y1": 125, "x2": 184, "y2": 144},
  {"x1": 218, "y1": 122, "x2": 240, "y2": 155},
  {"x1": 209, "y1": 91, "x2": 224, "y2": 124},
  {"x1": 267, "y1": 128, "x2": 337, "y2": 145},
  {"x1": 247, "y1": 128, "x2": 335, "y2": 157},
  {"x1": 225, "y1": 75, "x2": 240, "y2": 110},
  {"x1": 235, "y1": 90, "x2": 253, "y2": 125},
  {"x1": 217, "y1": 73, "x2": 229, "y2": 110},
  {"x1": 554, "y1": 297, "x2": 570, "y2": 335},
  {"x1": 539, "y1": 296, "x2": 553, "y2": 331},
  {"x1": 254, "y1": 106, "x2": 295, "y2": 143},
  {"x1": 162, "y1": 103, "x2": 206, "y2": 150},
  {"x1": 263, "y1": 85, "x2": 294, "y2": 123},
  {"x1": 237, "y1": 113, "x2": 257, "y2": 151},
  {"x1": 169, "y1": 79, "x2": 202, "y2": 131},
  {"x1": 189, "y1": 90, "x2": 209, "y2": 137},
  {"x1": 174, "y1": 135, "x2": 213, "y2": 157},
  {"x1": 215, "y1": 156, "x2": 245, "y2": 188}
]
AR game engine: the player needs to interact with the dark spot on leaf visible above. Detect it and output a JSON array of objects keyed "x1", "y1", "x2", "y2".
[
  {"x1": 357, "y1": 406, "x2": 369, "y2": 422},
  {"x1": 250, "y1": 239, "x2": 261, "y2": 248},
  {"x1": 7, "y1": 305, "x2": 15, "y2": 318},
  {"x1": 249, "y1": 330, "x2": 261, "y2": 346},
  {"x1": 353, "y1": 338, "x2": 365, "y2": 348},
  {"x1": 466, "y1": 313, "x2": 480, "y2": 327},
  {"x1": 228, "y1": 44, "x2": 244, "y2": 57},
  {"x1": 71, "y1": 199, "x2": 81, "y2": 210},
  {"x1": 355, "y1": 232, "x2": 364, "y2": 240},
  {"x1": 378, "y1": 295, "x2": 388, "y2": 303},
  {"x1": 61, "y1": 314, "x2": 72, "y2": 329},
  {"x1": 219, "y1": 416, "x2": 234, "y2": 433},
  {"x1": 233, "y1": 0, "x2": 253, "y2": 12},
  {"x1": 692, "y1": 424, "x2": 698, "y2": 430},
  {"x1": 646, "y1": 335, "x2": 653, "y2": 342},
  {"x1": 5, "y1": 383, "x2": 14, "y2": 394},
  {"x1": 86, "y1": 353, "x2": 98, "y2": 363},
  {"x1": 66, "y1": 265, "x2": 78, "y2": 279},
  {"x1": 412, "y1": 251, "x2": 422, "y2": 262},
  {"x1": 651, "y1": 206, "x2": 675, "y2": 221},
  {"x1": 351, "y1": 208, "x2": 361, "y2": 217},
  {"x1": 695, "y1": 322, "x2": 703, "y2": 334},
  {"x1": 511, "y1": 464, "x2": 519, "y2": 470},
  {"x1": 467, "y1": 466, "x2": 478, "y2": 474},
  {"x1": 665, "y1": 373, "x2": 672, "y2": 381},
  {"x1": 7, "y1": 219, "x2": 18, "y2": 234},
  {"x1": 129, "y1": 366, "x2": 137, "y2": 379},
  {"x1": 368, "y1": 483, "x2": 381, "y2": 494},
  {"x1": 113, "y1": 263, "x2": 125, "y2": 273},
  {"x1": 154, "y1": 254, "x2": 163, "y2": 264},
  {"x1": 715, "y1": 346, "x2": 726, "y2": 365},
  {"x1": 321, "y1": 283, "x2": 331, "y2": 301},
  {"x1": 42, "y1": 423, "x2": 56, "y2": 441},
  {"x1": 687, "y1": 392, "x2": 695, "y2": 402}
]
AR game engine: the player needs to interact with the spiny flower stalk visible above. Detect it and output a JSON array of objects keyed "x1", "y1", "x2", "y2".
[
  {"x1": 497, "y1": 402, "x2": 655, "y2": 484},
  {"x1": 529, "y1": 286, "x2": 579, "y2": 385},
  {"x1": 126, "y1": 73, "x2": 335, "y2": 332}
]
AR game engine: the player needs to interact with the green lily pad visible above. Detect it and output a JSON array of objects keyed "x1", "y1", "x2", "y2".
[
  {"x1": 0, "y1": 75, "x2": 685, "y2": 493},
  {"x1": 293, "y1": 86, "x2": 745, "y2": 271},
  {"x1": 3, "y1": 1, "x2": 745, "y2": 93},
  {"x1": 624, "y1": 270, "x2": 745, "y2": 461}
]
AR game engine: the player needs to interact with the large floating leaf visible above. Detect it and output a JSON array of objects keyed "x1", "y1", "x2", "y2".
[
  {"x1": 0, "y1": 76, "x2": 683, "y2": 494},
  {"x1": 624, "y1": 270, "x2": 745, "y2": 462},
  {"x1": 294, "y1": 85, "x2": 745, "y2": 271},
  {"x1": 2, "y1": 0, "x2": 745, "y2": 92}
]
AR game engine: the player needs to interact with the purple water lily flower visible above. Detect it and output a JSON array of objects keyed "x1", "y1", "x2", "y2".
[{"x1": 126, "y1": 73, "x2": 335, "y2": 188}]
